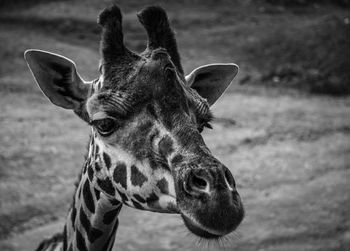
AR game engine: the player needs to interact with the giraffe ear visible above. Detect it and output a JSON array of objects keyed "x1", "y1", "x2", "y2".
[
  {"x1": 186, "y1": 63, "x2": 238, "y2": 106},
  {"x1": 24, "y1": 49, "x2": 91, "y2": 115}
]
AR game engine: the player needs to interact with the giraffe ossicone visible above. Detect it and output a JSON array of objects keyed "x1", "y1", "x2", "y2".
[{"x1": 25, "y1": 4, "x2": 244, "y2": 251}]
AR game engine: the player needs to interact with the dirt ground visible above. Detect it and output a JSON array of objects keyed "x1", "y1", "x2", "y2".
[{"x1": 0, "y1": 1, "x2": 349, "y2": 251}]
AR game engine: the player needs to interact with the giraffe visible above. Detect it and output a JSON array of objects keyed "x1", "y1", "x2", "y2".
[{"x1": 24, "y1": 5, "x2": 244, "y2": 251}]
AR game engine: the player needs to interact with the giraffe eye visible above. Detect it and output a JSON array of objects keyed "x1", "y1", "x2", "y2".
[{"x1": 93, "y1": 118, "x2": 117, "y2": 136}]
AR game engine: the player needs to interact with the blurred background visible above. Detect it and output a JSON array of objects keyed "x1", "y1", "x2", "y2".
[{"x1": 0, "y1": 0, "x2": 349, "y2": 250}]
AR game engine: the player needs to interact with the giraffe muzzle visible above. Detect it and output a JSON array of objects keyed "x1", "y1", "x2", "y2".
[{"x1": 178, "y1": 165, "x2": 244, "y2": 238}]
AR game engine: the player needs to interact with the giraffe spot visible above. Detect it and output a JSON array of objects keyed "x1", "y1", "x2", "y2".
[
  {"x1": 156, "y1": 178, "x2": 169, "y2": 194},
  {"x1": 109, "y1": 198, "x2": 121, "y2": 206},
  {"x1": 95, "y1": 161, "x2": 101, "y2": 172},
  {"x1": 103, "y1": 152, "x2": 111, "y2": 169},
  {"x1": 77, "y1": 185, "x2": 82, "y2": 199},
  {"x1": 160, "y1": 163, "x2": 171, "y2": 171},
  {"x1": 103, "y1": 208, "x2": 121, "y2": 225},
  {"x1": 87, "y1": 165, "x2": 94, "y2": 181},
  {"x1": 79, "y1": 207, "x2": 103, "y2": 243},
  {"x1": 95, "y1": 144, "x2": 99, "y2": 155},
  {"x1": 133, "y1": 194, "x2": 146, "y2": 203},
  {"x1": 131, "y1": 199, "x2": 144, "y2": 210},
  {"x1": 83, "y1": 180, "x2": 95, "y2": 214},
  {"x1": 159, "y1": 135, "x2": 174, "y2": 157},
  {"x1": 146, "y1": 193, "x2": 161, "y2": 209},
  {"x1": 126, "y1": 121, "x2": 154, "y2": 160},
  {"x1": 113, "y1": 162, "x2": 127, "y2": 189},
  {"x1": 116, "y1": 188, "x2": 128, "y2": 202},
  {"x1": 171, "y1": 154, "x2": 184, "y2": 166},
  {"x1": 102, "y1": 219, "x2": 119, "y2": 251},
  {"x1": 68, "y1": 244, "x2": 73, "y2": 251},
  {"x1": 83, "y1": 162, "x2": 88, "y2": 174},
  {"x1": 97, "y1": 178, "x2": 115, "y2": 196},
  {"x1": 94, "y1": 188, "x2": 100, "y2": 201},
  {"x1": 149, "y1": 158, "x2": 159, "y2": 170},
  {"x1": 76, "y1": 229, "x2": 88, "y2": 251},
  {"x1": 130, "y1": 165, "x2": 148, "y2": 187},
  {"x1": 71, "y1": 204, "x2": 77, "y2": 228},
  {"x1": 146, "y1": 192, "x2": 159, "y2": 204},
  {"x1": 63, "y1": 225, "x2": 67, "y2": 251}
]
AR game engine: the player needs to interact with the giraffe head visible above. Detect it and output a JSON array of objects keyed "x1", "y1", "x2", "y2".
[{"x1": 24, "y1": 5, "x2": 244, "y2": 239}]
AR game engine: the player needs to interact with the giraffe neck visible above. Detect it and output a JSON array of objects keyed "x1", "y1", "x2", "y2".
[
  {"x1": 36, "y1": 135, "x2": 123, "y2": 251},
  {"x1": 64, "y1": 173, "x2": 122, "y2": 251},
  {"x1": 62, "y1": 136, "x2": 122, "y2": 251}
]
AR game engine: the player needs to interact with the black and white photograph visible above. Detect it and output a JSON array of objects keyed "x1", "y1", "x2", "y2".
[{"x1": 1, "y1": 0, "x2": 349, "y2": 250}]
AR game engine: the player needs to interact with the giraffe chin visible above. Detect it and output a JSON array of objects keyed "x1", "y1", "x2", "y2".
[{"x1": 181, "y1": 215, "x2": 229, "y2": 239}]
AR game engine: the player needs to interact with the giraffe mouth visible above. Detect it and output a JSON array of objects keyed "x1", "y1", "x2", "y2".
[
  {"x1": 181, "y1": 214, "x2": 228, "y2": 239},
  {"x1": 177, "y1": 191, "x2": 244, "y2": 239}
]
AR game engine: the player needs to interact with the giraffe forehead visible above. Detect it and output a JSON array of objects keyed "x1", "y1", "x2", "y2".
[{"x1": 86, "y1": 91, "x2": 134, "y2": 119}]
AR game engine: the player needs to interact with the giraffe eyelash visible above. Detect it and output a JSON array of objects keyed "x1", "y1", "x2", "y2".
[
  {"x1": 198, "y1": 122, "x2": 213, "y2": 133},
  {"x1": 91, "y1": 118, "x2": 119, "y2": 136},
  {"x1": 203, "y1": 122, "x2": 213, "y2": 129}
]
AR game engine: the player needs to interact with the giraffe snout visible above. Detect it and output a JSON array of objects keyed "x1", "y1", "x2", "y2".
[
  {"x1": 178, "y1": 164, "x2": 244, "y2": 239},
  {"x1": 183, "y1": 165, "x2": 237, "y2": 197}
]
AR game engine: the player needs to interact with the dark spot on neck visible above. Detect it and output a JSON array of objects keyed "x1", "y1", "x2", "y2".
[
  {"x1": 97, "y1": 177, "x2": 115, "y2": 196},
  {"x1": 133, "y1": 194, "x2": 146, "y2": 203},
  {"x1": 131, "y1": 199, "x2": 144, "y2": 210},
  {"x1": 95, "y1": 144, "x2": 99, "y2": 155},
  {"x1": 88, "y1": 165, "x2": 94, "y2": 181},
  {"x1": 83, "y1": 162, "x2": 88, "y2": 174},
  {"x1": 94, "y1": 188, "x2": 100, "y2": 201},
  {"x1": 103, "y1": 152, "x2": 111, "y2": 169},
  {"x1": 102, "y1": 219, "x2": 119, "y2": 251},
  {"x1": 83, "y1": 179, "x2": 95, "y2": 214},
  {"x1": 116, "y1": 188, "x2": 128, "y2": 202},
  {"x1": 109, "y1": 198, "x2": 121, "y2": 206},
  {"x1": 79, "y1": 207, "x2": 103, "y2": 243},
  {"x1": 103, "y1": 207, "x2": 121, "y2": 225},
  {"x1": 68, "y1": 244, "x2": 73, "y2": 251},
  {"x1": 76, "y1": 229, "x2": 88, "y2": 251},
  {"x1": 63, "y1": 225, "x2": 67, "y2": 251},
  {"x1": 71, "y1": 203, "x2": 77, "y2": 229},
  {"x1": 95, "y1": 161, "x2": 102, "y2": 172}
]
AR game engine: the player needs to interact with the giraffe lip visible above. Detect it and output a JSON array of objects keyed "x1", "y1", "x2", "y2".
[{"x1": 181, "y1": 214, "x2": 225, "y2": 239}]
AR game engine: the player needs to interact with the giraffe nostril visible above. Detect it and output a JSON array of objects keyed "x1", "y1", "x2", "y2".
[
  {"x1": 183, "y1": 171, "x2": 209, "y2": 196},
  {"x1": 224, "y1": 167, "x2": 236, "y2": 188},
  {"x1": 190, "y1": 174, "x2": 207, "y2": 190}
]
